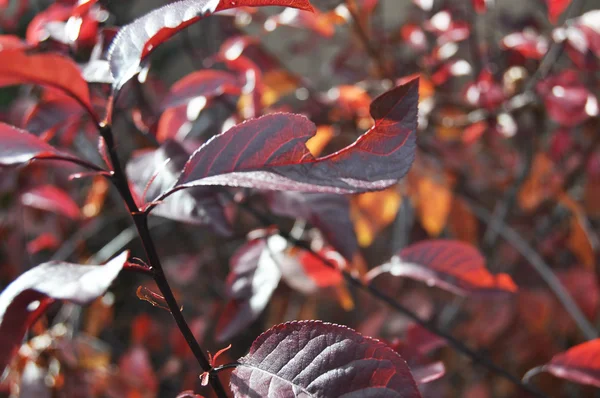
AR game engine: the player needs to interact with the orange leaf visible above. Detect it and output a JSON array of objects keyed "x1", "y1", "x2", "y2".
[{"x1": 351, "y1": 187, "x2": 402, "y2": 247}]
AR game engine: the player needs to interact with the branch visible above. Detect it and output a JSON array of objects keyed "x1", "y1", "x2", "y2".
[
  {"x1": 227, "y1": 192, "x2": 547, "y2": 398},
  {"x1": 98, "y1": 124, "x2": 228, "y2": 398},
  {"x1": 464, "y1": 197, "x2": 598, "y2": 340},
  {"x1": 345, "y1": 0, "x2": 392, "y2": 80}
]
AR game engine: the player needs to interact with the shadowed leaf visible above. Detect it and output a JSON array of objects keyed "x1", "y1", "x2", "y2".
[
  {"x1": 127, "y1": 140, "x2": 231, "y2": 235},
  {"x1": 216, "y1": 237, "x2": 283, "y2": 342}
]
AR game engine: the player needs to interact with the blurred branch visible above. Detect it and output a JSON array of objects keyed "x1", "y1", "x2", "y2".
[
  {"x1": 226, "y1": 191, "x2": 547, "y2": 398},
  {"x1": 465, "y1": 197, "x2": 598, "y2": 340},
  {"x1": 345, "y1": 0, "x2": 392, "y2": 80}
]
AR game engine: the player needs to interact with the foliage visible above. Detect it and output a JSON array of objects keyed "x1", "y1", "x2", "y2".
[{"x1": 0, "y1": 0, "x2": 599, "y2": 397}]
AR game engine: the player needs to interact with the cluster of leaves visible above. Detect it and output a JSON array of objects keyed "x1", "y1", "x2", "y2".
[{"x1": 0, "y1": 0, "x2": 599, "y2": 397}]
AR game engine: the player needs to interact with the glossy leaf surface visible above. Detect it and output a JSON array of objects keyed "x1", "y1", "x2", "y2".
[
  {"x1": 0, "y1": 252, "x2": 128, "y2": 371},
  {"x1": 176, "y1": 80, "x2": 418, "y2": 194},
  {"x1": 230, "y1": 320, "x2": 421, "y2": 397}
]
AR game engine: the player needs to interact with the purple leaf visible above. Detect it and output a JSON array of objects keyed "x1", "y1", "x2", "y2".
[
  {"x1": 366, "y1": 240, "x2": 518, "y2": 296},
  {"x1": 0, "y1": 252, "x2": 129, "y2": 371},
  {"x1": 230, "y1": 320, "x2": 422, "y2": 397},
  {"x1": 216, "y1": 236, "x2": 284, "y2": 342},
  {"x1": 107, "y1": 0, "x2": 314, "y2": 90},
  {"x1": 268, "y1": 191, "x2": 358, "y2": 259},
  {"x1": 175, "y1": 80, "x2": 418, "y2": 194},
  {"x1": 0, "y1": 122, "x2": 87, "y2": 167},
  {"x1": 126, "y1": 140, "x2": 231, "y2": 236}
]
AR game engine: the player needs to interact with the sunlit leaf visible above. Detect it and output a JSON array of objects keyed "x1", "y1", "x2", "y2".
[
  {"x1": 525, "y1": 339, "x2": 600, "y2": 388},
  {"x1": 0, "y1": 252, "x2": 128, "y2": 371},
  {"x1": 230, "y1": 320, "x2": 422, "y2": 397},
  {"x1": 367, "y1": 240, "x2": 517, "y2": 295},
  {"x1": 175, "y1": 80, "x2": 418, "y2": 194},
  {"x1": 108, "y1": 0, "x2": 314, "y2": 90}
]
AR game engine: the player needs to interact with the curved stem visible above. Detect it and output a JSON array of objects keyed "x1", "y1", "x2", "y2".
[{"x1": 98, "y1": 124, "x2": 228, "y2": 398}]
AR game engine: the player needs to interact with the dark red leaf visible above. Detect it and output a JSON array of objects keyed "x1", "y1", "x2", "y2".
[
  {"x1": 107, "y1": 0, "x2": 314, "y2": 89},
  {"x1": 161, "y1": 69, "x2": 242, "y2": 109},
  {"x1": 366, "y1": 240, "x2": 517, "y2": 295},
  {"x1": 268, "y1": 192, "x2": 359, "y2": 259},
  {"x1": 176, "y1": 79, "x2": 418, "y2": 193},
  {"x1": 216, "y1": 237, "x2": 283, "y2": 341},
  {"x1": 0, "y1": 122, "x2": 86, "y2": 167},
  {"x1": 230, "y1": 320, "x2": 422, "y2": 397},
  {"x1": 525, "y1": 339, "x2": 600, "y2": 388},
  {"x1": 126, "y1": 140, "x2": 231, "y2": 235},
  {"x1": 0, "y1": 252, "x2": 128, "y2": 371},
  {"x1": 0, "y1": 50, "x2": 94, "y2": 117},
  {"x1": 21, "y1": 185, "x2": 80, "y2": 220}
]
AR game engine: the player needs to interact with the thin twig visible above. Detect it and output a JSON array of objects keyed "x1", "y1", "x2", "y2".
[
  {"x1": 98, "y1": 124, "x2": 228, "y2": 398},
  {"x1": 228, "y1": 192, "x2": 547, "y2": 398},
  {"x1": 465, "y1": 197, "x2": 598, "y2": 340}
]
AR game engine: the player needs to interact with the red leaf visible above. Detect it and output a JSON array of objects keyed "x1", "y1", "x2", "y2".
[
  {"x1": 0, "y1": 252, "x2": 128, "y2": 371},
  {"x1": 525, "y1": 339, "x2": 600, "y2": 388},
  {"x1": 126, "y1": 140, "x2": 231, "y2": 235},
  {"x1": 21, "y1": 185, "x2": 81, "y2": 219},
  {"x1": 366, "y1": 240, "x2": 517, "y2": 295},
  {"x1": 536, "y1": 70, "x2": 597, "y2": 126},
  {"x1": 216, "y1": 237, "x2": 283, "y2": 341},
  {"x1": 176, "y1": 79, "x2": 418, "y2": 193},
  {"x1": 107, "y1": 0, "x2": 314, "y2": 89},
  {"x1": 0, "y1": 122, "x2": 86, "y2": 167},
  {"x1": 0, "y1": 51, "x2": 94, "y2": 117},
  {"x1": 231, "y1": 320, "x2": 422, "y2": 397},
  {"x1": 501, "y1": 30, "x2": 549, "y2": 60},
  {"x1": 546, "y1": 0, "x2": 571, "y2": 23},
  {"x1": 161, "y1": 69, "x2": 243, "y2": 109}
]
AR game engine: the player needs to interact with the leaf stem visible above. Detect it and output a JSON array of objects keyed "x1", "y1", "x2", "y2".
[{"x1": 98, "y1": 124, "x2": 228, "y2": 398}]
